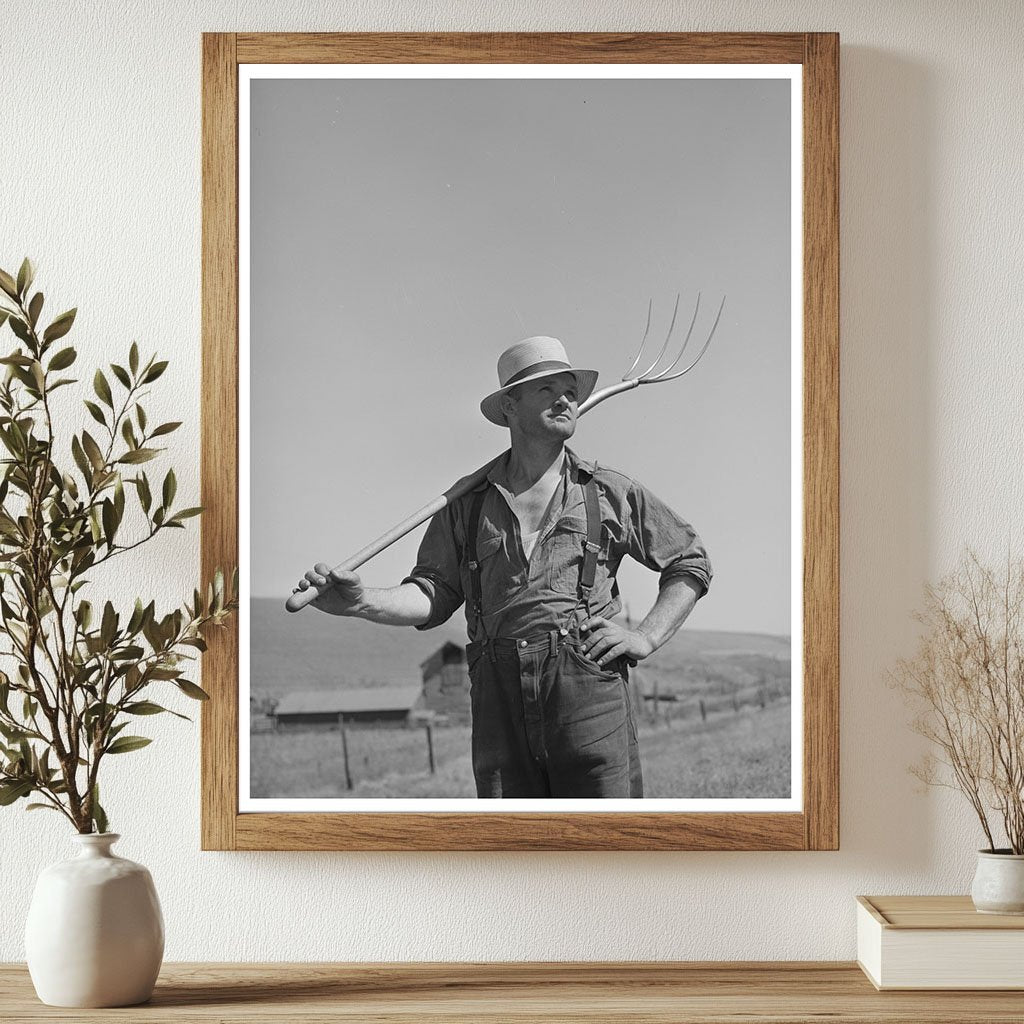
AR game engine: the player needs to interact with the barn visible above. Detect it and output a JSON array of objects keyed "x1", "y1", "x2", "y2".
[
  {"x1": 420, "y1": 641, "x2": 471, "y2": 724},
  {"x1": 271, "y1": 687, "x2": 423, "y2": 731}
]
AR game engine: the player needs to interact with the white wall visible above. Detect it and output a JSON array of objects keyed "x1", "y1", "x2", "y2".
[{"x1": 2, "y1": 0, "x2": 1022, "y2": 961}]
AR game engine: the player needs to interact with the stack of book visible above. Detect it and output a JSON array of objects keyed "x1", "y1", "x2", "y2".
[{"x1": 857, "y1": 895, "x2": 1024, "y2": 990}]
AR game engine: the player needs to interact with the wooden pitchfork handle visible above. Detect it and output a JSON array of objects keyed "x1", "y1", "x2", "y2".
[
  {"x1": 285, "y1": 293, "x2": 724, "y2": 612},
  {"x1": 285, "y1": 455, "x2": 503, "y2": 612}
]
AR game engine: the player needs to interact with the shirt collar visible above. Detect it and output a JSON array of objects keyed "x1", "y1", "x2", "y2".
[
  {"x1": 484, "y1": 446, "x2": 594, "y2": 488},
  {"x1": 565, "y1": 446, "x2": 596, "y2": 480}
]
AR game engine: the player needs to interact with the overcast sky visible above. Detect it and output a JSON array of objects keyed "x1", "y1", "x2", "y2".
[{"x1": 247, "y1": 74, "x2": 794, "y2": 636}]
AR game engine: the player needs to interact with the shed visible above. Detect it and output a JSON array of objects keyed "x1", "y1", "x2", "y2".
[
  {"x1": 271, "y1": 687, "x2": 423, "y2": 731},
  {"x1": 420, "y1": 641, "x2": 471, "y2": 724}
]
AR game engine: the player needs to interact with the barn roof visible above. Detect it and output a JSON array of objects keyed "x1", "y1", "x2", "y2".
[
  {"x1": 274, "y1": 687, "x2": 422, "y2": 716},
  {"x1": 419, "y1": 641, "x2": 465, "y2": 675}
]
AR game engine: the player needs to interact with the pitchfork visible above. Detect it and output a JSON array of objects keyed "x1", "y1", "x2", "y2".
[{"x1": 285, "y1": 293, "x2": 725, "y2": 612}]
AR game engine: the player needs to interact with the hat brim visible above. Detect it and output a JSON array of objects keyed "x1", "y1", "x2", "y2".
[{"x1": 480, "y1": 368, "x2": 599, "y2": 426}]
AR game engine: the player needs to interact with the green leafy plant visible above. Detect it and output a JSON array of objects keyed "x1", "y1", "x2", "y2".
[{"x1": 0, "y1": 259, "x2": 236, "y2": 833}]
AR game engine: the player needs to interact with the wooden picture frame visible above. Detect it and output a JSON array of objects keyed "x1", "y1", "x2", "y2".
[{"x1": 201, "y1": 32, "x2": 838, "y2": 851}]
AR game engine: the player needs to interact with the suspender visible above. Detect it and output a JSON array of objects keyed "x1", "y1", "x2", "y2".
[
  {"x1": 466, "y1": 485, "x2": 488, "y2": 624},
  {"x1": 464, "y1": 473, "x2": 602, "y2": 627},
  {"x1": 579, "y1": 477, "x2": 601, "y2": 608}
]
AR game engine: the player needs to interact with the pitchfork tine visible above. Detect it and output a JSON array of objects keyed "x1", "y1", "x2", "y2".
[
  {"x1": 620, "y1": 298, "x2": 653, "y2": 381},
  {"x1": 645, "y1": 292, "x2": 701, "y2": 381},
  {"x1": 636, "y1": 293, "x2": 681, "y2": 380},
  {"x1": 647, "y1": 294, "x2": 725, "y2": 382}
]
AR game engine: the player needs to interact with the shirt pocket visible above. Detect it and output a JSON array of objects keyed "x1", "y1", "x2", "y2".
[
  {"x1": 546, "y1": 515, "x2": 590, "y2": 596},
  {"x1": 470, "y1": 526, "x2": 527, "y2": 614}
]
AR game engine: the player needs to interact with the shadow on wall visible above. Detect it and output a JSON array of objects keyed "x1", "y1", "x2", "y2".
[{"x1": 839, "y1": 47, "x2": 938, "y2": 869}]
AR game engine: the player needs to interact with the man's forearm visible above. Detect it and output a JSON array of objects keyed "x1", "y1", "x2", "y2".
[
  {"x1": 635, "y1": 575, "x2": 703, "y2": 653},
  {"x1": 344, "y1": 582, "x2": 432, "y2": 626}
]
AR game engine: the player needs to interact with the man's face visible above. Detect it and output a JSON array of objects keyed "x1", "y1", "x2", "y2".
[{"x1": 504, "y1": 371, "x2": 579, "y2": 441}]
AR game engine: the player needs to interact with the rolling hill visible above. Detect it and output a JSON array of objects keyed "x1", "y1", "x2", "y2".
[{"x1": 249, "y1": 597, "x2": 791, "y2": 703}]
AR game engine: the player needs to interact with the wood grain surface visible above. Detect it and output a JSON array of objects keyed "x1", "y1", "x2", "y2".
[
  {"x1": 201, "y1": 31, "x2": 841, "y2": 851},
  {"x1": 200, "y1": 32, "x2": 239, "y2": 852},
  {"x1": 801, "y1": 32, "x2": 841, "y2": 853},
  {"x1": 232, "y1": 810, "x2": 806, "y2": 852},
  {"x1": 235, "y1": 32, "x2": 808, "y2": 64},
  {"x1": 862, "y1": 895, "x2": 1024, "y2": 930},
  {"x1": 4, "y1": 962, "x2": 1024, "y2": 1023}
]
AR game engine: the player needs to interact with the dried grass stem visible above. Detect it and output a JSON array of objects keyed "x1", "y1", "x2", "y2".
[{"x1": 894, "y1": 552, "x2": 1024, "y2": 854}]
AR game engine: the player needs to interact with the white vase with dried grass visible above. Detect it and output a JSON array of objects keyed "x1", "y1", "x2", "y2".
[{"x1": 895, "y1": 552, "x2": 1024, "y2": 914}]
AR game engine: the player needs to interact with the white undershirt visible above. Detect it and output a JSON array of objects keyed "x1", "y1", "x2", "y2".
[{"x1": 521, "y1": 528, "x2": 541, "y2": 560}]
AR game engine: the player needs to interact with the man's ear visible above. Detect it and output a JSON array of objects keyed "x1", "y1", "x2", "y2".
[{"x1": 500, "y1": 392, "x2": 517, "y2": 420}]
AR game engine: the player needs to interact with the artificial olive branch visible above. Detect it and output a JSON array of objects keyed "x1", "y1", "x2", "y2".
[{"x1": 0, "y1": 258, "x2": 236, "y2": 833}]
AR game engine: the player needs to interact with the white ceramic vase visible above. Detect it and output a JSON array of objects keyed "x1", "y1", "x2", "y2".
[
  {"x1": 24, "y1": 833, "x2": 164, "y2": 1007},
  {"x1": 970, "y1": 849, "x2": 1024, "y2": 915}
]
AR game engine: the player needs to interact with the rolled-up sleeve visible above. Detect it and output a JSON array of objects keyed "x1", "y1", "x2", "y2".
[
  {"x1": 625, "y1": 481, "x2": 712, "y2": 597},
  {"x1": 401, "y1": 504, "x2": 466, "y2": 630}
]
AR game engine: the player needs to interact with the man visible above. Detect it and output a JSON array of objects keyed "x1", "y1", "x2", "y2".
[{"x1": 295, "y1": 336, "x2": 711, "y2": 798}]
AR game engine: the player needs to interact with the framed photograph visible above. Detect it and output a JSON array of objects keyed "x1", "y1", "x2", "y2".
[{"x1": 201, "y1": 32, "x2": 838, "y2": 850}]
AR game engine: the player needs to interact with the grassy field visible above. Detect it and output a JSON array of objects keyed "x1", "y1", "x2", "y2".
[
  {"x1": 639, "y1": 700, "x2": 790, "y2": 798},
  {"x1": 250, "y1": 698, "x2": 790, "y2": 799}
]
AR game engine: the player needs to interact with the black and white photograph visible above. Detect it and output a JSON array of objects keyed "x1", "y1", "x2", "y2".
[{"x1": 240, "y1": 65, "x2": 802, "y2": 811}]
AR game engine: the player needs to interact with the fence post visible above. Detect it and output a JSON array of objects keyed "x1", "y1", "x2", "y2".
[
  {"x1": 338, "y1": 714, "x2": 353, "y2": 790},
  {"x1": 425, "y1": 722, "x2": 436, "y2": 775}
]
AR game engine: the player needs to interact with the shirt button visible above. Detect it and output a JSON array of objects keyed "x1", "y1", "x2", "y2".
[{"x1": 520, "y1": 640, "x2": 527, "y2": 648}]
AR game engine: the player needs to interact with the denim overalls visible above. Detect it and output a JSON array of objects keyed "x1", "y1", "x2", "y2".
[{"x1": 463, "y1": 477, "x2": 643, "y2": 799}]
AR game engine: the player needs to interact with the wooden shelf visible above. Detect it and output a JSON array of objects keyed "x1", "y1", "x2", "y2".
[{"x1": 4, "y1": 962, "x2": 1024, "y2": 1022}]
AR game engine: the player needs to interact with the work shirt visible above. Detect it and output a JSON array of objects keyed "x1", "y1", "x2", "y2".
[{"x1": 403, "y1": 447, "x2": 711, "y2": 643}]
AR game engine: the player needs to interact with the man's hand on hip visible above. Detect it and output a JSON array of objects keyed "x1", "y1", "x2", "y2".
[{"x1": 579, "y1": 615, "x2": 655, "y2": 667}]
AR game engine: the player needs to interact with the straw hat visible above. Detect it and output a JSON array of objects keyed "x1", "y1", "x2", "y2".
[{"x1": 480, "y1": 337, "x2": 599, "y2": 426}]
